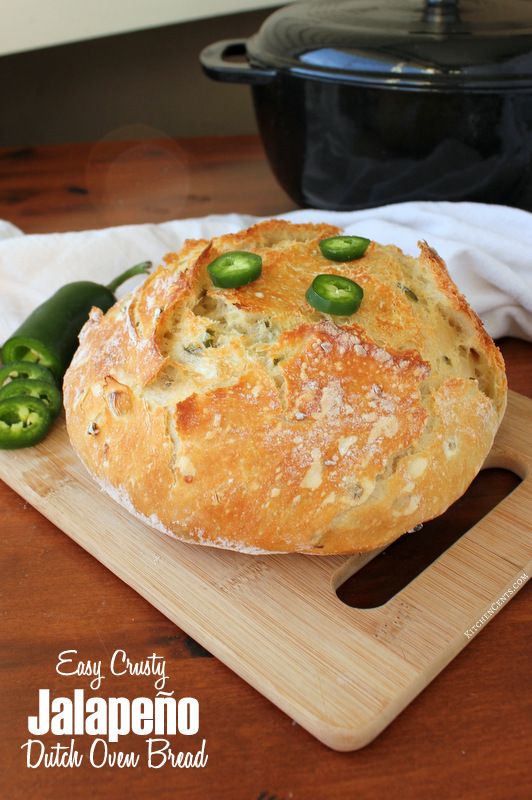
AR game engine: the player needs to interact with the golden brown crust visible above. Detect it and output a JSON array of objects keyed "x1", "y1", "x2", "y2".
[{"x1": 64, "y1": 220, "x2": 507, "y2": 554}]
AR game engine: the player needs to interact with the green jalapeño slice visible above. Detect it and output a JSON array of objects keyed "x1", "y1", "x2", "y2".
[
  {"x1": 0, "y1": 378, "x2": 62, "y2": 418},
  {"x1": 0, "y1": 360, "x2": 56, "y2": 388},
  {"x1": 0, "y1": 395, "x2": 52, "y2": 449},
  {"x1": 306, "y1": 274, "x2": 364, "y2": 316},
  {"x1": 207, "y1": 251, "x2": 262, "y2": 288},
  {"x1": 319, "y1": 235, "x2": 370, "y2": 262}
]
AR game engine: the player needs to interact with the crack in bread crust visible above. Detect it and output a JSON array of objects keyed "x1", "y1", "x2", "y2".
[{"x1": 64, "y1": 221, "x2": 507, "y2": 554}]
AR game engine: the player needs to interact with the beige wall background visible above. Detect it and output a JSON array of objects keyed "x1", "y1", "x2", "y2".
[
  {"x1": 0, "y1": 7, "x2": 280, "y2": 147},
  {"x1": 1, "y1": 1, "x2": 282, "y2": 55}
]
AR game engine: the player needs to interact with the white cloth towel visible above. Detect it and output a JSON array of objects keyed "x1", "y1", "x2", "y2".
[{"x1": 0, "y1": 201, "x2": 531, "y2": 342}]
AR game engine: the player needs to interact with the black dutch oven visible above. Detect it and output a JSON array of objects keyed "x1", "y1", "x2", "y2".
[{"x1": 200, "y1": 0, "x2": 532, "y2": 211}]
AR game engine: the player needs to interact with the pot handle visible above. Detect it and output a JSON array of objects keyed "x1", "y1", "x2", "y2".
[{"x1": 200, "y1": 39, "x2": 277, "y2": 85}]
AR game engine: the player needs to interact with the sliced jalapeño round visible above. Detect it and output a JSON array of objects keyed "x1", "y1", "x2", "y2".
[
  {"x1": 0, "y1": 360, "x2": 56, "y2": 388},
  {"x1": 306, "y1": 274, "x2": 364, "y2": 316},
  {"x1": 207, "y1": 251, "x2": 262, "y2": 288},
  {"x1": 1, "y1": 336, "x2": 60, "y2": 377},
  {"x1": 319, "y1": 235, "x2": 370, "y2": 262},
  {"x1": 0, "y1": 395, "x2": 52, "y2": 449},
  {"x1": 0, "y1": 378, "x2": 62, "y2": 418}
]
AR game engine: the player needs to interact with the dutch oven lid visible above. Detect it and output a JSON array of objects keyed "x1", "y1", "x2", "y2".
[{"x1": 246, "y1": 0, "x2": 532, "y2": 90}]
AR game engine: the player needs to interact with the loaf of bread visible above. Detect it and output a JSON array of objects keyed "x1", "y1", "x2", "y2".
[{"x1": 63, "y1": 220, "x2": 507, "y2": 554}]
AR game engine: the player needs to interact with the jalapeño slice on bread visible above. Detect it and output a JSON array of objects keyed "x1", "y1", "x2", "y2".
[
  {"x1": 306, "y1": 274, "x2": 363, "y2": 315},
  {"x1": 319, "y1": 235, "x2": 370, "y2": 262},
  {"x1": 207, "y1": 251, "x2": 262, "y2": 288}
]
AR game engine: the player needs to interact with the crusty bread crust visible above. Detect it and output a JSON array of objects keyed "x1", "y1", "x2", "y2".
[{"x1": 63, "y1": 221, "x2": 507, "y2": 554}]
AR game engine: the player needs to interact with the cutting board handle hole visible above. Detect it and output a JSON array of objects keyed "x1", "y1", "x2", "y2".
[{"x1": 335, "y1": 467, "x2": 521, "y2": 609}]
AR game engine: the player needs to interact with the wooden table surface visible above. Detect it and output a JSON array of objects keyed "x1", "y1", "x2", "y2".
[{"x1": 0, "y1": 136, "x2": 530, "y2": 800}]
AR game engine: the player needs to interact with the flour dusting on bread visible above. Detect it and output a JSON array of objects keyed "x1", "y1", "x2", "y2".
[{"x1": 64, "y1": 221, "x2": 506, "y2": 554}]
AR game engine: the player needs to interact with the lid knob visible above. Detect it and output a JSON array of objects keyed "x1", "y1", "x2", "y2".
[{"x1": 423, "y1": 0, "x2": 462, "y2": 30}]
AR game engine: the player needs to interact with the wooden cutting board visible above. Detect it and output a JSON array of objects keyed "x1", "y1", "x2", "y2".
[{"x1": 0, "y1": 389, "x2": 530, "y2": 751}]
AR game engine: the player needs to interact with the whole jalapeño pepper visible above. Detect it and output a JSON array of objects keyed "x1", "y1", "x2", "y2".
[{"x1": 1, "y1": 261, "x2": 151, "y2": 380}]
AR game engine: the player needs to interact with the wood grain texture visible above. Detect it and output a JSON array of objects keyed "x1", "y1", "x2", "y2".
[
  {"x1": 0, "y1": 137, "x2": 531, "y2": 798},
  {"x1": 0, "y1": 137, "x2": 295, "y2": 233}
]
